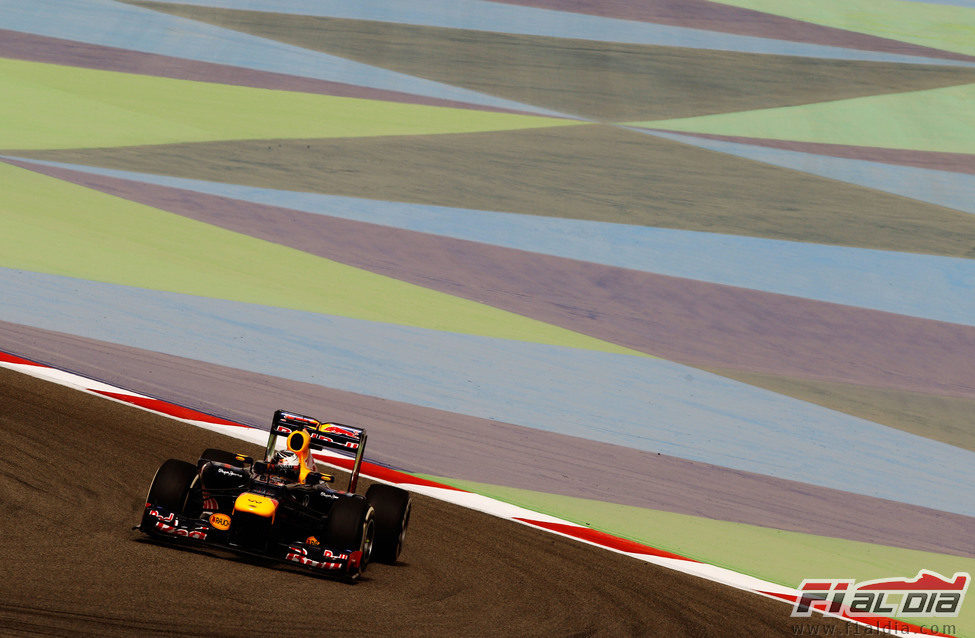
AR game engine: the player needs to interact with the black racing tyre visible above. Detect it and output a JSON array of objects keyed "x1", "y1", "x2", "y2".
[
  {"x1": 141, "y1": 459, "x2": 198, "y2": 532},
  {"x1": 325, "y1": 496, "x2": 375, "y2": 581},
  {"x1": 366, "y1": 483, "x2": 412, "y2": 564},
  {"x1": 198, "y1": 448, "x2": 244, "y2": 468}
]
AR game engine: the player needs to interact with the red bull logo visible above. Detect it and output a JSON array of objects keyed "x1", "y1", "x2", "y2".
[{"x1": 320, "y1": 424, "x2": 360, "y2": 439}]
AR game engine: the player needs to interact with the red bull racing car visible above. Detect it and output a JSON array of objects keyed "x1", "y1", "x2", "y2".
[{"x1": 138, "y1": 410, "x2": 412, "y2": 581}]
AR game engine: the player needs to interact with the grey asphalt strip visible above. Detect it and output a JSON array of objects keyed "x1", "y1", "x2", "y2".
[{"x1": 1, "y1": 321, "x2": 971, "y2": 558}]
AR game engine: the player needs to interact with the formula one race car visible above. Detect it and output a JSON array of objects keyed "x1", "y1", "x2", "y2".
[{"x1": 137, "y1": 410, "x2": 411, "y2": 581}]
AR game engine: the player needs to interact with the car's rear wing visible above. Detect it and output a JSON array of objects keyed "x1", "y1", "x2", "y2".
[{"x1": 265, "y1": 410, "x2": 367, "y2": 493}]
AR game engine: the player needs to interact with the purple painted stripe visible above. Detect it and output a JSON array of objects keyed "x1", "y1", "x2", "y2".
[
  {"x1": 646, "y1": 130, "x2": 975, "y2": 174},
  {"x1": 0, "y1": 29, "x2": 538, "y2": 116},
  {"x1": 0, "y1": 320, "x2": 969, "y2": 557},
  {"x1": 492, "y1": 0, "x2": 975, "y2": 63},
  {"x1": 8, "y1": 158, "x2": 975, "y2": 400}
]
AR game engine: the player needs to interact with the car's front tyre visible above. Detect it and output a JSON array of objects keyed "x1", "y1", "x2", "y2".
[
  {"x1": 325, "y1": 497, "x2": 375, "y2": 581},
  {"x1": 141, "y1": 459, "x2": 198, "y2": 533}
]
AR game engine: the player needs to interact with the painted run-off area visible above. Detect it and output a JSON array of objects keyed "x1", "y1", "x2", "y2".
[
  {"x1": 4, "y1": 266, "x2": 973, "y2": 519},
  {"x1": 707, "y1": 0, "x2": 975, "y2": 56},
  {"x1": 634, "y1": 83, "x2": 975, "y2": 154},
  {"x1": 126, "y1": 3, "x2": 975, "y2": 120},
  {"x1": 9, "y1": 157, "x2": 975, "y2": 327},
  {"x1": 4, "y1": 0, "x2": 567, "y2": 115},
  {"x1": 18, "y1": 128, "x2": 975, "y2": 258},
  {"x1": 126, "y1": 0, "x2": 975, "y2": 64},
  {"x1": 6, "y1": 158, "x2": 974, "y2": 407},
  {"x1": 0, "y1": 161, "x2": 631, "y2": 355},
  {"x1": 636, "y1": 130, "x2": 975, "y2": 220},
  {"x1": 0, "y1": 58, "x2": 576, "y2": 150}
]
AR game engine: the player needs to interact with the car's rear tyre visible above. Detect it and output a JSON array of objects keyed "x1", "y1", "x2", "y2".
[
  {"x1": 141, "y1": 459, "x2": 198, "y2": 532},
  {"x1": 198, "y1": 448, "x2": 244, "y2": 468},
  {"x1": 326, "y1": 497, "x2": 375, "y2": 581},
  {"x1": 366, "y1": 484, "x2": 411, "y2": 564}
]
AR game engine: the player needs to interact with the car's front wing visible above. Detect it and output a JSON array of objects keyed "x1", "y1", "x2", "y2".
[{"x1": 139, "y1": 505, "x2": 363, "y2": 577}]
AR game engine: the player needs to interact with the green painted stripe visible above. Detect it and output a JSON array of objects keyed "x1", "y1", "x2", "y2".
[
  {"x1": 709, "y1": 0, "x2": 975, "y2": 57},
  {"x1": 420, "y1": 474, "x2": 975, "y2": 636},
  {"x1": 0, "y1": 58, "x2": 578, "y2": 150},
  {"x1": 0, "y1": 162, "x2": 642, "y2": 356},
  {"x1": 630, "y1": 83, "x2": 975, "y2": 154}
]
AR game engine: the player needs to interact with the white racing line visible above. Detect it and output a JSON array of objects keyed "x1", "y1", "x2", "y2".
[{"x1": 0, "y1": 351, "x2": 939, "y2": 636}]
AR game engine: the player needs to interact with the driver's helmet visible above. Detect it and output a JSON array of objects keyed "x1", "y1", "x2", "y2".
[{"x1": 270, "y1": 450, "x2": 300, "y2": 480}]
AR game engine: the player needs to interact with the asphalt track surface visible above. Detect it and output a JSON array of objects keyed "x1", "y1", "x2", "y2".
[{"x1": 0, "y1": 366, "x2": 856, "y2": 637}]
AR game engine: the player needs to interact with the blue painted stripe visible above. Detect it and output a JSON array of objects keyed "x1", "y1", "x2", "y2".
[
  {"x1": 1, "y1": 267, "x2": 972, "y2": 516},
  {"x1": 638, "y1": 129, "x2": 975, "y2": 218},
  {"x1": 12, "y1": 156, "x2": 975, "y2": 327},
  {"x1": 130, "y1": 0, "x2": 975, "y2": 66},
  {"x1": 0, "y1": 0, "x2": 567, "y2": 117}
]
